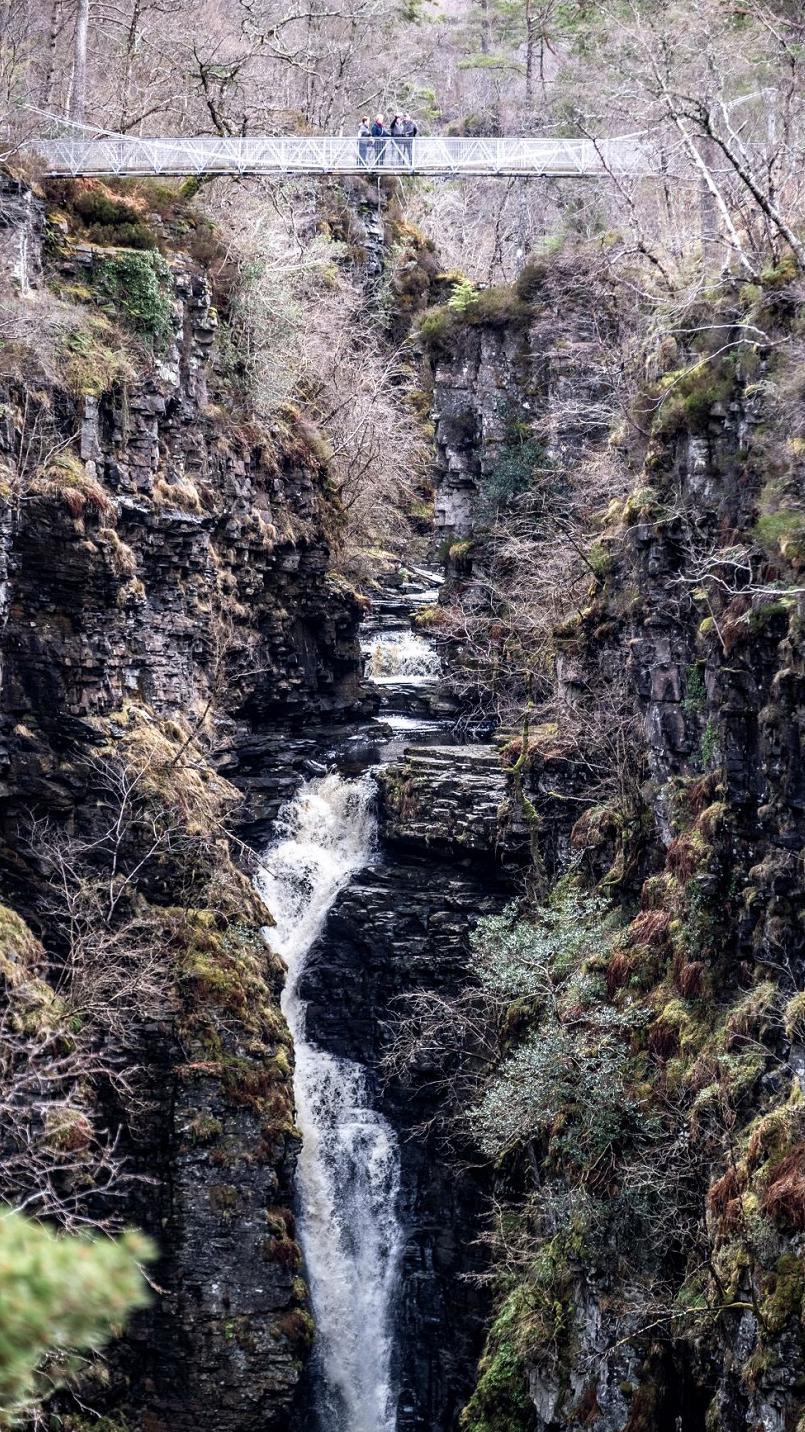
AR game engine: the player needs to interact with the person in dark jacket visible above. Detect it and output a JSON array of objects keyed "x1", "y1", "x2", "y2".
[
  {"x1": 390, "y1": 113, "x2": 406, "y2": 165},
  {"x1": 370, "y1": 114, "x2": 388, "y2": 166},
  {"x1": 402, "y1": 112, "x2": 418, "y2": 165},
  {"x1": 358, "y1": 116, "x2": 372, "y2": 167}
]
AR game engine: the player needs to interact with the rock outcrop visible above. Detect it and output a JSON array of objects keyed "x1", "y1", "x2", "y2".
[
  {"x1": 0, "y1": 179, "x2": 365, "y2": 1430},
  {"x1": 422, "y1": 259, "x2": 805, "y2": 1432}
]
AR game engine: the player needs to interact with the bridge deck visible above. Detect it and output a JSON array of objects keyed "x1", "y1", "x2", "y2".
[{"x1": 31, "y1": 134, "x2": 647, "y2": 179}]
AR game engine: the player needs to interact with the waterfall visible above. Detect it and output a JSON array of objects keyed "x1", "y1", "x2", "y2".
[
  {"x1": 363, "y1": 630, "x2": 442, "y2": 680},
  {"x1": 256, "y1": 773, "x2": 402, "y2": 1432}
]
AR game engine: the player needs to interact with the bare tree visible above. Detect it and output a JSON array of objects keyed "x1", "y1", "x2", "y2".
[{"x1": 69, "y1": 0, "x2": 89, "y2": 121}]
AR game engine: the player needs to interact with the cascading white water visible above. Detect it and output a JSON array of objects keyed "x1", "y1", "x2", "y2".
[
  {"x1": 363, "y1": 630, "x2": 442, "y2": 680},
  {"x1": 256, "y1": 774, "x2": 402, "y2": 1432}
]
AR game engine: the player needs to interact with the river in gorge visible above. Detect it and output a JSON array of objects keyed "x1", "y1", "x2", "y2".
[
  {"x1": 255, "y1": 566, "x2": 463, "y2": 1432},
  {"x1": 256, "y1": 771, "x2": 399, "y2": 1432}
]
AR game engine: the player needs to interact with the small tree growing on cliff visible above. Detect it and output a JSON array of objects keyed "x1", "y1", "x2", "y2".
[{"x1": 0, "y1": 1212, "x2": 154, "y2": 1425}]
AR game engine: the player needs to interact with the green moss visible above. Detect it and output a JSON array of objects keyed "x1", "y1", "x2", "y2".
[
  {"x1": 186, "y1": 1112, "x2": 224, "y2": 1144},
  {"x1": 449, "y1": 539, "x2": 474, "y2": 561},
  {"x1": 652, "y1": 358, "x2": 737, "y2": 438},
  {"x1": 419, "y1": 280, "x2": 531, "y2": 354},
  {"x1": 622, "y1": 486, "x2": 660, "y2": 524},
  {"x1": 748, "y1": 598, "x2": 795, "y2": 633},
  {"x1": 57, "y1": 318, "x2": 136, "y2": 397},
  {"x1": 461, "y1": 1287, "x2": 539, "y2": 1432},
  {"x1": 745, "y1": 1088, "x2": 805, "y2": 1170},
  {"x1": 760, "y1": 1253, "x2": 805, "y2": 1334},
  {"x1": 754, "y1": 510, "x2": 805, "y2": 565},
  {"x1": 407, "y1": 498, "x2": 435, "y2": 521},
  {"x1": 414, "y1": 604, "x2": 450, "y2": 631},
  {"x1": 586, "y1": 541, "x2": 612, "y2": 577},
  {"x1": 760, "y1": 254, "x2": 799, "y2": 287},
  {"x1": 0, "y1": 903, "x2": 43, "y2": 987},
  {"x1": 784, "y1": 992, "x2": 805, "y2": 1041}
]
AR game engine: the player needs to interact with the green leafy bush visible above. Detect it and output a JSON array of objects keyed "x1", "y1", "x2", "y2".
[
  {"x1": 93, "y1": 252, "x2": 174, "y2": 350},
  {"x1": 71, "y1": 187, "x2": 142, "y2": 228},
  {"x1": 85, "y1": 222, "x2": 157, "y2": 251},
  {"x1": 479, "y1": 439, "x2": 545, "y2": 513},
  {"x1": 0, "y1": 1212, "x2": 154, "y2": 1423},
  {"x1": 470, "y1": 1024, "x2": 644, "y2": 1163},
  {"x1": 470, "y1": 890, "x2": 613, "y2": 1000},
  {"x1": 683, "y1": 662, "x2": 707, "y2": 715},
  {"x1": 467, "y1": 892, "x2": 649, "y2": 1164},
  {"x1": 449, "y1": 277, "x2": 481, "y2": 313}
]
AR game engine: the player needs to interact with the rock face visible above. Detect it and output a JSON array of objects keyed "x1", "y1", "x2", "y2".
[
  {"x1": 429, "y1": 266, "x2": 616, "y2": 544},
  {"x1": 0, "y1": 182, "x2": 366, "y2": 1430},
  {"x1": 3, "y1": 174, "x2": 804, "y2": 1432},
  {"x1": 423, "y1": 264, "x2": 805, "y2": 1432}
]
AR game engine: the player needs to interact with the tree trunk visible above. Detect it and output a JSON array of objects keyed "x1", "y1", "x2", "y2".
[
  {"x1": 42, "y1": 0, "x2": 63, "y2": 107},
  {"x1": 478, "y1": 0, "x2": 491, "y2": 54},
  {"x1": 69, "y1": 0, "x2": 88, "y2": 123},
  {"x1": 697, "y1": 134, "x2": 721, "y2": 273},
  {"x1": 119, "y1": 0, "x2": 141, "y2": 130},
  {"x1": 524, "y1": 0, "x2": 538, "y2": 104}
]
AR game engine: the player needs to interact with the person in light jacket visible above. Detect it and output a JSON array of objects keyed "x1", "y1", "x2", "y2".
[{"x1": 358, "y1": 116, "x2": 372, "y2": 167}]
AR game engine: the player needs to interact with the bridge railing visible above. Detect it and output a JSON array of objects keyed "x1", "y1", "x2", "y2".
[{"x1": 30, "y1": 134, "x2": 647, "y2": 179}]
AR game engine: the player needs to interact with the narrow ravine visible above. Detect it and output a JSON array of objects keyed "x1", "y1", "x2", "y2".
[
  {"x1": 254, "y1": 566, "x2": 450, "y2": 1431},
  {"x1": 256, "y1": 774, "x2": 402, "y2": 1432}
]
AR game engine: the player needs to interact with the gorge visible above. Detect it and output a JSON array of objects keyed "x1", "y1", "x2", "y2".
[{"x1": 1, "y1": 45, "x2": 805, "y2": 1432}]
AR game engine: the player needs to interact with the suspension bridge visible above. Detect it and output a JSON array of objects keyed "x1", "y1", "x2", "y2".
[{"x1": 29, "y1": 133, "x2": 648, "y2": 180}]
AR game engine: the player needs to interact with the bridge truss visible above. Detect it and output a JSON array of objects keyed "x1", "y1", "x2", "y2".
[{"x1": 30, "y1": 133, "x2": 648, "y2": 180}]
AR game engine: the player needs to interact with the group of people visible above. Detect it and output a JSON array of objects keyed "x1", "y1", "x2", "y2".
[{"x1": 357, "y1": 113, "x2": 419, "y2": 168}]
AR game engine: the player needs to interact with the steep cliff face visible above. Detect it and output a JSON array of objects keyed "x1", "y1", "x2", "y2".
[
  {"x1": 427, "y1": 259, "x2": 620, "y2": 546},
  {"x1": 0, "y1": 178, "x2": 365, "y2": 1430},
  {"x1": 3, "y1": 170, "x2": 803, "y2": 1432},
  {"x1": 420, "y1": 261, "x2": 805, "y2": 1432}
]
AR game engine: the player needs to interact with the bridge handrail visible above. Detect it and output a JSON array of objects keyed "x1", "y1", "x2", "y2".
[{"x1": 27, "y1": 133, "x2": 650, "y2": 178}]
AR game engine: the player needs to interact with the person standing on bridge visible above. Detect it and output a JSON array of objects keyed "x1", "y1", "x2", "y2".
[
  {"x1": 371, "y1": 114, "x2": 388, "y2": 166},
  {"x1": 402, "y1": 113, "x2": 418, "y2": 166},
  {"x1": 358, "y1": 117, "x2": 372, "y2": 168},
  {"x1": 390, "y1": 114, "x2": 407, "y2": 166}
]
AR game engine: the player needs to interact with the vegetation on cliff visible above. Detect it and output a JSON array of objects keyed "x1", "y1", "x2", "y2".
[
  {"x1": 408, "y1": 246, "x2": 805, "y2": 1430},
  {"x1": 0, "y1": 1215, "x2": 153, "y2": 1427},
  {"x1": 1, "y1": 0, "x2": 805, "y2": 1428}
]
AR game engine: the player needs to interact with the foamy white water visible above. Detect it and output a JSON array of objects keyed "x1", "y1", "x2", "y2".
[
  {"x1": 256, "y1": 774, "x2": 401, "y2": 1432},
  {"x1": 363, "y1": 630, "x2": 442, "y2": 680}
]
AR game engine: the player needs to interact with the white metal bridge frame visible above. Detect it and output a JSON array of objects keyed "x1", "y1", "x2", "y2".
[{"x1": 31, "y1": 134, "x2": 648, "y2": 180}]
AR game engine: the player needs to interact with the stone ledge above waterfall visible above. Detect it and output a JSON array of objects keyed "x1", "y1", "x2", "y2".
[{"x1": 377, "y1": 744, "x2": 530, "y2": 864}]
